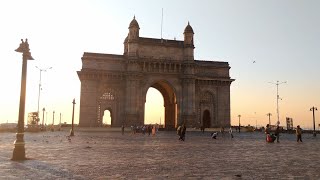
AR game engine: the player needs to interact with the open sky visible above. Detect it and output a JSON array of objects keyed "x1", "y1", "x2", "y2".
[{"x1": 0, "y1": 0, "x2": 319, "y2": 129}]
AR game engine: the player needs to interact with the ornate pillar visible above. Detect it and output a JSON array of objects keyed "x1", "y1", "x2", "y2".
[
  {"x1": 125, "y1": 74, "x2": 141, "y2": 126},
  {"x1": 180, "y1": 78, "x2": 196, "y2": 127}
]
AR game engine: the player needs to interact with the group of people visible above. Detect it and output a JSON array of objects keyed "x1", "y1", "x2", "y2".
[
  {"x1": 122, "y1": 124, "x2": 158, "y2": 136},
  {"x1": 122, "y1": 123, "x2": 304, "y2": 143},
  {"x1": 211, "y1": 127, "x2": 233, "y2": 139},
  {"x1": 176, "y1": 123, "x2": 304, "y2": 142},
  {"x1": 265, "y1": 124, "x2": 303, "y2": 143},
  {"x1": 177, "y1": 125, "x2": 234, "y2": 140}
]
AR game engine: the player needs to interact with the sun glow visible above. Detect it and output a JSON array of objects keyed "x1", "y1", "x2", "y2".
[{"x1": 145, "y1": 88, "x2": 164, "y2": 125}]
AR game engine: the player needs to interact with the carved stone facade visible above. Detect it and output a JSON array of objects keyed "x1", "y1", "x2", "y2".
[{"x1": 77, "y1": 17, "x2": 234, "y2": 128}]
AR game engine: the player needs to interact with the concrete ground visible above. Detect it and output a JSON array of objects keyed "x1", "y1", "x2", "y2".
[{"x1": 0, "y1": 128, "x2": 320, "y2": 180}]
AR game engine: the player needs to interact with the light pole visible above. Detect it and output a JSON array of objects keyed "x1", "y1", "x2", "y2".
[
  {"x1": 52, "y1": 111, "x2": 55, "y2": 125},
  {"x1": 35, "y1": 66, "x2": 52, "y2": 123},
  {"x1": 267, "y1": 113, "x2": 272, "y2": 125},
  {"x1": 238, "y1": 115, "x2": 241, "y2": 133},
  {"x1": 269, "y1": 81, "x2": 286, "y2": 125},
  {"x1": 51, "y1": 111, "x2": 55, "y2": 132},
  {"x1": 42, "y1": 107, "x2": 45, "y2": 130},
  {"x1": 12, "y1": 39, "x2": 34, "y2": 161},
  {"x1": 70, "y1": 98, "x2": 76, "y2": 136},
  {"x1": 59, "y1": 113, "x2": 62, "y2": 131},
  {"x1": 310, "y1": 106, "x2": 318, "y2": 137}
]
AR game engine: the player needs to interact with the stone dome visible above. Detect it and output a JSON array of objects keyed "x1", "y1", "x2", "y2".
[
  {"x1": 129, "y1": 16, "x2": 140, "y2": 29},
  {"x1": 184, "y1": 22, "x2": 194, "y2": 34}
]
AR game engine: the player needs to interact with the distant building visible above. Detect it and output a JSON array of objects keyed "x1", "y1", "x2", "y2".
[
  {"x1": 78, "y1": 17, "x2": 234, "y2": 128},
  {"x1": 0, "y1": 123, "x2": 17, "y2": 129}
]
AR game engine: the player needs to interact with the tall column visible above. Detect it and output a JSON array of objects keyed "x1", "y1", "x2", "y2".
[
  {"x1": 125, "y1": 74, "x2": 141, "y2": 126},
  {"x1": 181, "y1": 78, "x2": 196, "y2": 127}
]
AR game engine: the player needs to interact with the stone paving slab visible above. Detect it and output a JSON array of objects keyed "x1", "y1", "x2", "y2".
[{"x1": 1, "y1": 129, "x2": 320, "y2": 179}]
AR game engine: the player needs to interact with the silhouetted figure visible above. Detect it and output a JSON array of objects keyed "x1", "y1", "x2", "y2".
[
  {"x1": 181, "y1": 124, "x2": 186, "y2": 141},
  {"x1": 148, "y1": 125, "x2": 152, "y2": 136},
  {"x1": 121, "y1": 124, "x2": 125, "y2": 135},
  {"x1": 220, "y1": 127, "x2": 225, "y2": 137},
  {"x1": 275, "y1": 125, "x2": 280, "y2": 142},
  {"x1": 177, "y1": 125, "x2": 182, "y2": 140},
  {"x1": 296, "y1": 125, "x2": 303, "y2": 142},
  {"x1": 229, "y1": 127, "x2": 233, "y2": 138},
  {"x1": 200, "y1": 125, "x2": 205, "y2": 133}
]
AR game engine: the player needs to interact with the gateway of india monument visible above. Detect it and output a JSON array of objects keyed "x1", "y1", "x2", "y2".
[{"x1": 77, "y1": 17, "x2": 234, "y2": 129}]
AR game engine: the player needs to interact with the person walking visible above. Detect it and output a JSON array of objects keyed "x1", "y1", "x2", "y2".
[
  {"x1": 296, "y1": 125, "x2": 303, "y2": 142},
  {"x1": 121, "y1": 124, "x2": 125, "y2": 135},
  {"x1": 200, "y1": 125, "x2": 205, "y2": 134},
  {"x1": 275, "y1": 125, "x2": 280, "y2": 142},
  {"x1": 229, "y1": 127, "x2": 233, "y2": 138},
  {"x1": 265, "y1": 124, "x2": 271, "y2": 142},
  {"x1": 148, "y1": 124, "x2": 152, "y2": 136},
  {"x1": 220, "y1": 127, "x2": 225, "y2": 137},
  {"x1": 181, "y1": 124, "x2": 187, "y2": 141},
  {"x1": 152, "y1": 125, "x2": 156, "y2": 136},
  {"x1": 177, "y1": 125, "x2": 182, "y2": 141}
]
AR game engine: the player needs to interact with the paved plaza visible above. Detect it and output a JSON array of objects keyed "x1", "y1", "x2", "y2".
[{"x1": 1, "y1": 128, "x2": 320, "y2": 179}]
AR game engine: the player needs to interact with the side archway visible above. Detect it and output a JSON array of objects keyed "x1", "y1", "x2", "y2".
[
  {"x1": 98, "y1": 88, "x2": 117, "y2": 127},
  {"x1": 202, "y1": 109, "x2": 211, "y2": 128},
  {"x1": 199, "y1": 91, "x2": 215, "y2": 128}
]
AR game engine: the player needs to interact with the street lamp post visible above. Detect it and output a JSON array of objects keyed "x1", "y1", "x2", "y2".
[
  {"x1": 310, "y1": 106, "x2": 318, "y2": 137},
  {"x1": 238, "y1": 115, "x2": 241, "y2": 133},
  {"x1": 51, "y1": 111, "x2": 55, "y2": 132},
  {"x1": 267, "y1": 113, "x2": 272, "y2": 125},
  {"x1": 52, "y1": 111, "x2": 55, "y2": 125},
  {"x1": 12, "y1": 39, "x2": 34, "y2": 161},
  {"x1": 59, "y1": 113, "x2": 62, "y2": 131},
  {"x1": 269, "y1": 81, "x2": 286, "y2": 125},
  {"x1": 35, "y1": 66, "x2": 52, "y2": 123},
  {"x1": 70, "y1": 98, "x2": 76, "y2": 136},
  {"x1": 42, "y1": 107, "x2": 45, "y2": 130}
]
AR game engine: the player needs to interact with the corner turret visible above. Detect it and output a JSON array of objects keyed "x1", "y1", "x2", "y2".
[
  {"x1": 128, "y1": 16, "x2": 140, "y2": 42},
  {"x1": 126, "y1": 16, "x2": 140, "y2": 58},
  {"x1": 183, "y1": 22, "x2": 194, "y2": 60}
]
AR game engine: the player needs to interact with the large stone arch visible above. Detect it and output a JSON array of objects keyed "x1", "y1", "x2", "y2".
[
  {"x1": 77, "y1": 18, "x2": 233, "y2": 128},
  {"x1": 141, "y1": 79, "x2": 180, "y2": 129}
]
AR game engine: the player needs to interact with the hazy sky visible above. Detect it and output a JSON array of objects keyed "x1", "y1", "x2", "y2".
[{"x1": 0, "y1": 0, "x2": 319, "y2": 129}]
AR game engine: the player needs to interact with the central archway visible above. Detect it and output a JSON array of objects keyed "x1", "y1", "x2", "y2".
[
  {"x1": 145, "y1": 87, "x2": 164, "y2": 126},
  {"x1": 144, "y1": 81, "x2": 177, "y2": 129}
]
